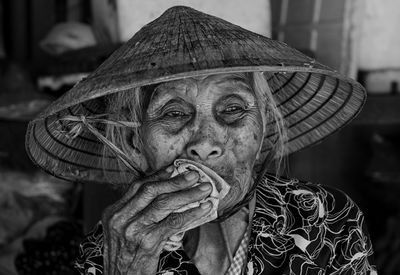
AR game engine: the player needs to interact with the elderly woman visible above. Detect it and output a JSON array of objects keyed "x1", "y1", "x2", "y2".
[{"x1": 26, "y1": 6, "x2": 376, "y2": 275}]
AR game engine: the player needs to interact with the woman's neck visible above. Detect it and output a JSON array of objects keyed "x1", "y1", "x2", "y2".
[{"x1": 183, "y1": 202, "x2": 254, "y2": 275}]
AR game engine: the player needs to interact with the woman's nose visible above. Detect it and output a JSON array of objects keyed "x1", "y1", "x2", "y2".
[{"x1": 186, "y1": 142, "x2": 223, "y2": 161}]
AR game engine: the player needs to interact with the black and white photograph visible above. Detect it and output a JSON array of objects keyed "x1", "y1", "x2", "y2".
[{"x1": 0, "y1": 0, "x2": 398, "y2": 274}]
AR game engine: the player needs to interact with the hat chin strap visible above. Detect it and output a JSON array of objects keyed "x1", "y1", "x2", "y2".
[{"x1": 57, "y1": 114, "x2": 144, "y2": 178}]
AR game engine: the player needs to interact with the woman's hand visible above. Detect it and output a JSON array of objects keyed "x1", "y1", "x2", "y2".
[{"x1": 101, "y1": 167, "x2": 213, "y2": 275}]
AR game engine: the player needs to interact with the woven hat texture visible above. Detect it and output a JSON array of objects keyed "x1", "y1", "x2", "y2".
[{"x1": 26, "y1": 6, "x2": 366, "y2": 184}]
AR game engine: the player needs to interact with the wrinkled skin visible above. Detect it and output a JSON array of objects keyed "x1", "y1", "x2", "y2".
[{"x1": 102, "y1": 74, "x2": 264, "y2": 274}]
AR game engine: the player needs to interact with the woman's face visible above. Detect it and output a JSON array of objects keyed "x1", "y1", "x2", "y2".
[{"x1": 140, "y1": 74, "x2": 264, "y2": 213}]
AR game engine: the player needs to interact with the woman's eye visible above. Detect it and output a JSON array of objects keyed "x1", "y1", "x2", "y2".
[
  {"x1": 222, "y1": 105, "x2": 244, "y2": 114},
  {"x1": 217, "y1": 103, "x2": 247, "y2": 124},
  {"x1": 164, "y1": 111, "x2": 187, "y2": 117}
]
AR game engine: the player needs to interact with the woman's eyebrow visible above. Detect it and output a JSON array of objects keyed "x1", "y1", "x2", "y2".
[
  {"x1": 149, "y1": 84, "x2": 182, "y2": 106},
  {"x1": 215, "y1": 78, "x2": 252, "y2": 92},
  {"x1": 217, "y1": 93, "x2": 255, "y2": 106},
  {"x1": 147, "y1": 91, "x2": 190, "y2": 113},
  {"x1": 216, "y1": 83, "x2": 255, "y2": 99},
  {"x1": 146, "y1": 92, "x2": 174, "y2": 113}
]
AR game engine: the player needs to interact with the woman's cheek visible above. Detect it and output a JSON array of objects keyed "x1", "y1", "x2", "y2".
[
  {"x1": 142, "y1": 123, "x2": 189, "y2": 171},
  {"x1": 224, "y1": 117, "x2": 262, "y2": 184},
  {"x1": 230, "y1": 121, "x2": 263, "y2": 162}
]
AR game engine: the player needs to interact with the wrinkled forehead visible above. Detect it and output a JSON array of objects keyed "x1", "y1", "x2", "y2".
[{"x1": 148, "y1": 73, "x2": 255, "y2": 103}]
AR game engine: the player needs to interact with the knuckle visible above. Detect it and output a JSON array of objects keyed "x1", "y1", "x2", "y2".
[
  {"x1": 140, "y1": 183, "x2": 156, "y2": 197},
  {"x1": 108, "y1": 214, "x2": 123, "y2": 231},
  {"x1": 169, "y1": 177, "x2": 184, "y2": 188},
  {"x1": 124, "y1": 223, "x2": 139, "y2": 240},
  {"x1": 102, "y1": 206, "x2": 127, "y2": 232},
  {"x1": 167, "y1": 212, "x2": 185, "y2": 229},
  {"x1": 151, "y1": 194, "x2": 170, "y2": 210},
  {"x1": 136, "y1": 232, "x2": 158, "y2": 251}
]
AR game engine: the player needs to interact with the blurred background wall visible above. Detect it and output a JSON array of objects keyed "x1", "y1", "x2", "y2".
[
  {"x1": 271, "y1": 1, "x2": 400, "y2": 273},
  {"x1": 0, "y1": 0, "x2": 399, "y2": 274}
]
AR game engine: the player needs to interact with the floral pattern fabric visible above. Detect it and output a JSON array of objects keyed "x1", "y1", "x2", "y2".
[{"x1": 75, "y1": 174, "x2": 378, "y2": 274}]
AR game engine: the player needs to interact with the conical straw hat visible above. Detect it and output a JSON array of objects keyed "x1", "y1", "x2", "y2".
[{"x1": 26, "y1": 6, "x2": 366, "y2": 184}]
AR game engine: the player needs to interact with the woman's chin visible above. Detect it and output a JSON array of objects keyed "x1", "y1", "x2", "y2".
[{"x1": 216, "y1": 178, "x2": 253, "y2": 217}]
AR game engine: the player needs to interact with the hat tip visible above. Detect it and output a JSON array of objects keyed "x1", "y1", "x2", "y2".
[{"x1": 164, "y1": 5, "x2": 197, "y2": 13}]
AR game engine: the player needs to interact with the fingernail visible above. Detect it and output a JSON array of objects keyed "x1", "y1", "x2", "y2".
[
  {"x1": 199, "y1": 183, "x2": 211, "y2": 191},
  {"x1": 201, "y1": 201, "x2": 212, "y2": 209},
  {"x1": 184, "y1": 171, "x2": 198, "y2": 181}
]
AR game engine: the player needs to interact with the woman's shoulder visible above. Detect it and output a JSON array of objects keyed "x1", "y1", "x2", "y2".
[
  {"x1": 256, "y1": 173, "x2": 367, "y2": 230},
  {"x1": 258, "y1": 173, "x2": 362, "y2": 221},
  {"x1": 251, "y1": 174, "x2": 377, "y2": 274},
  {"x1": 254, "y1": 173, "x2": 373, "y2": 249}
]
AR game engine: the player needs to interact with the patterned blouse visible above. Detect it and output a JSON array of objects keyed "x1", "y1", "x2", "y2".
[{"x1": 75, "y1": 174, "x2": 378, "y2": 274}]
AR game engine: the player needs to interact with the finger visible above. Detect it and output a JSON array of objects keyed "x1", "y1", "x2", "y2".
[
  {"x1": 139, "y1": 164, "x2": 175, "y2": 184},
  {"x1": 115, "y1": 171, "x2": 201, "y2": 221},
  {"x1": 113, "y1": 165, "x2": 176, "y2": 212},
  {"x1": 121, "y1": 199, "x2": 213, "y2": 252},
  {"x1": 124, "y1": 164, "x2": 176, "y2": 199},
  {"x1": 137, "y1": 182, "x2": 213, "y2": 224},
  {"x1": 158, "y1": 201, "x2": 214, "y2": 237},
  {"x1": 130, "y1": 170, "x2": 200, "y2": 208}
]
